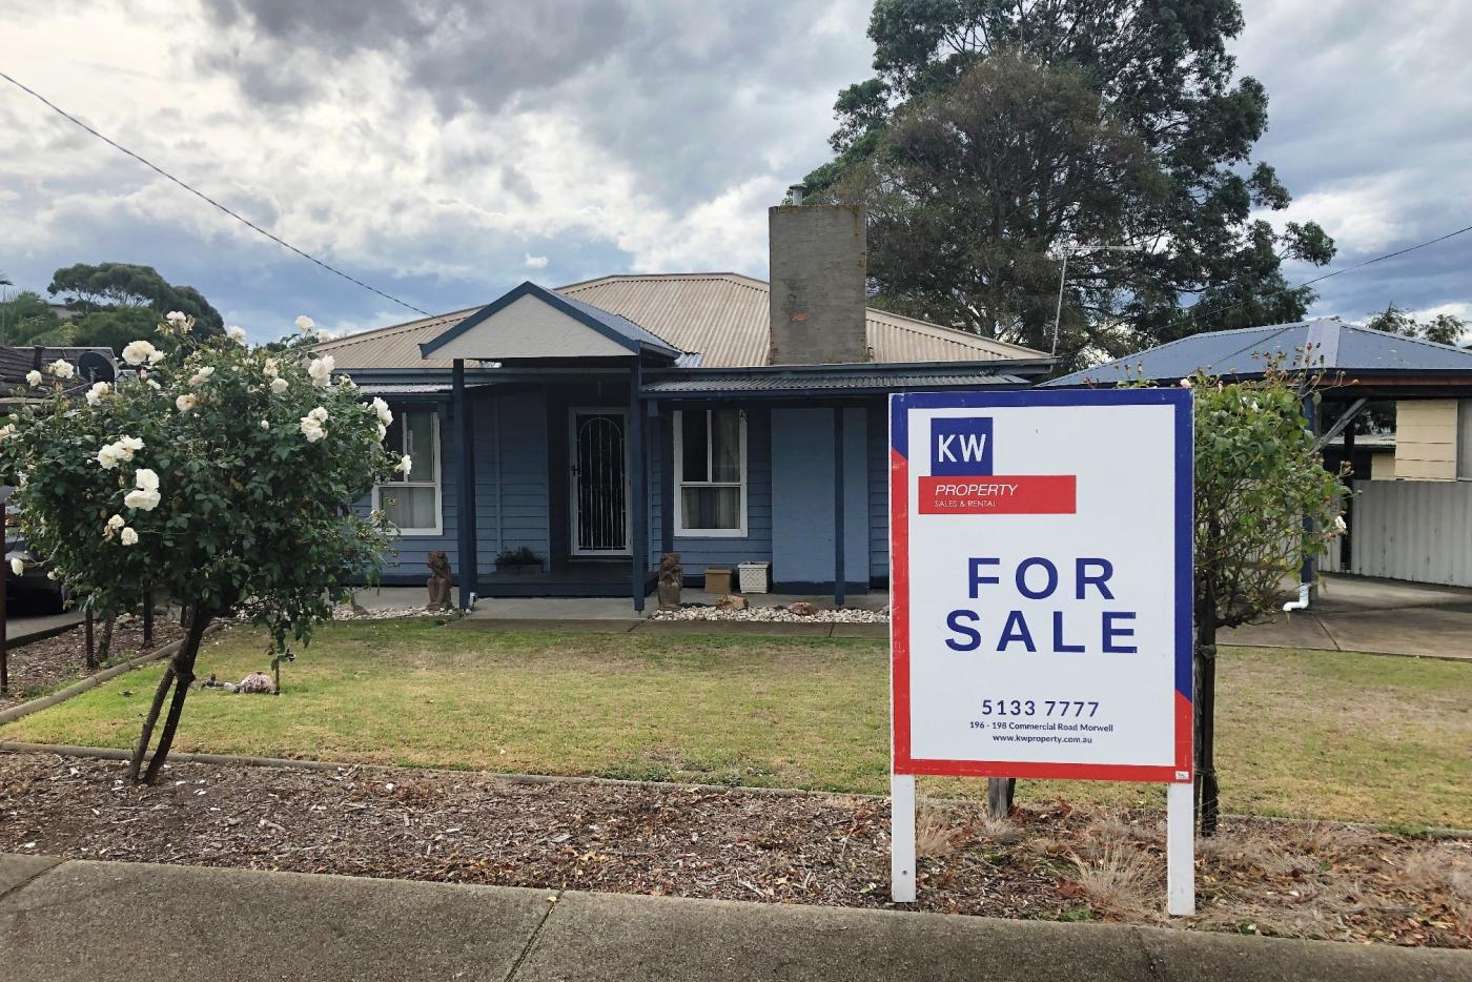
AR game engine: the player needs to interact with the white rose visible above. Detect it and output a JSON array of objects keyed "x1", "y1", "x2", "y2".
[
  {"x1": 148, "y1": 349, "x2": 165, "y2": 365},
  {"x1": 165, "y1": 311, "x2": 188, "y2": 326},
  {"x1": 118, "y1": 435, "x2": 143, "y2": 454},
  {"x1": 308, "y1": 406, "x2": 329, "y2": 423},
  {"x1": 48, "y1": 359, "x2": 75, "y2": 379},
  {"x1": 121, "y1": 340, "x2": 157, "y2": 366},
  {"x1": 377, "y1": 423, "x2": 387, "y2": 441},
  {"x1": 25, "y1": 370, "x2": 42, "y2": 387},
  {"x1": 188, "y1": 366, "x2": 215, "y2": 386},
  {"x1": 124, "y1": 488, "x2": 161, "y2": 511},
  {"x1": 1178, "y1": 377, "x2": 1193, "y2": 388},
  {"x1": 1334, "y1": 515, "x2": 1348, "y2": 533},
  {"x1": 134, "y1": 468, "x2": 160, "y2": 493},
  {"x1": 260, "y1": 419, "x2": 270, "y2": 430},
  {"x1": 299, "y1": 416, "x2": 327, "y2": 443},
  {"x1": 9, "y1": 557, "x2": 23, "y2": 577},
  {"x1": 120, "y1": 527, "x2": 139, "y2": 546},
  {"x1": 86, "y1": 381, "x2": 111, "y2": 405},
  {"x1": 397, "y1": 454, "x2": 413, "y2": 475},
  {"x1": 0, "y1": 424, "x2": 15, "y2": 442},
  {"x1": 107, "y1": 514, "x2": 125, "y2": 530},
  {"x1": 270, "y1": 377, "x2": 289, "y2": 395},
  {"x1": 97, "y1": 445, "x2": 120, "y2": 469},
  {"x1": 370, "y1": 397, "x2": 393, "y2": 426},
  {"x1": 307, "y1": 355, "x2": 334, "y2": 386},
  {"x1": 176, "y1": 393, "x2": 198, "y2": 414},
  {"x1": 295, "y1": 315, "x2": 316, "y2": 334},
  {"x1": 263, "y1": 358, "x2": 279, "y2": 379},
  {"x1": 226, "y1": 325, "x2": 248, "y2": 344}
]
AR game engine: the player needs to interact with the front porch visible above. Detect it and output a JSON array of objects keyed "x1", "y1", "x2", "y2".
[{"x1": 477, "y1": 561, "x2": 655, "y2": 599}]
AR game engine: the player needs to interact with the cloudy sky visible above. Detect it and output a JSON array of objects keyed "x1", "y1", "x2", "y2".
[{"x1": 2, "y1": 0, "x2": 1469, "y2": 342}]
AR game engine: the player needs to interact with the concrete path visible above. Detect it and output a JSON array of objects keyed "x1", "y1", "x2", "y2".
[
  {"x1": 2, "y1": 855, "x2": 1466, "y2": 982},
  {"x1": 1224, "y1": 574, "x2": 1472, "y2": 660},
  {"x1": 6, "y1": 609, "x2": 83, "y2": 645}
]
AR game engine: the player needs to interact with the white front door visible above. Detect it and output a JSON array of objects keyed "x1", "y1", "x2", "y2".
[{"x1": 569, "y1": 408, "x2": 630, "y2": 556}]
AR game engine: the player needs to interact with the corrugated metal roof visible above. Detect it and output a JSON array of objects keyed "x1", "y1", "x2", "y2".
[
  {"x1": 561, "y1": 273, "x2": 1045, "y2": 366},
  {"x1": 642, "y1": 367, "x2": 1028, "y2": 396},
  {"x1": 1046, "y1": 318, "x2": 1472, "y2": 387},
  {"x1": 317, "y1": 273, "x2": 1046, "y2": 371}
]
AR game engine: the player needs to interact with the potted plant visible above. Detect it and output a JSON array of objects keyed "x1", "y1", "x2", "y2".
[{"x1": 494, "y1": 546, "x2": 542, "y2": 575}]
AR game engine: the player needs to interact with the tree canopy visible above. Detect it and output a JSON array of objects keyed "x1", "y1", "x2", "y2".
[
  {"x1": 0, "y1": 263, "x2": 224, "y2": 353},
  {"x1": 805, "y1": 0, "x2": 1335, "y2": 368},
  {"x1": 1363, "y1": 303, "x2": 1466, "y2": 347}
]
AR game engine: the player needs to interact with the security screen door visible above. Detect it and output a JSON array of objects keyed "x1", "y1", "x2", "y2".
[{"x1": 570, "y1": 408, "x2": 629, "y2": 555}]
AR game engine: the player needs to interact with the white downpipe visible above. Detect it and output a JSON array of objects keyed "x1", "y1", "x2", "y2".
[{"x1": 1282, "y1": 582, "x2": 1310, "y2": 613}]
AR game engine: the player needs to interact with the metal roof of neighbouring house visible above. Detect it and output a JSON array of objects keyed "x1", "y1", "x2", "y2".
[
  {"x1": 315, "y1": 272, "x2": 1046, "y2": 371},
  {"x1": 1047, "y1": 318, "x2": 1472, "y2": 387},
  {"x1": 0, "y1": 345, "x2": 117, "y2": 397}
]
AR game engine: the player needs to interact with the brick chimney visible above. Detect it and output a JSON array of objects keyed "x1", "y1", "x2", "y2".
[{"x1": 768, "y1": 199, "x2": 868, "y2": 365}]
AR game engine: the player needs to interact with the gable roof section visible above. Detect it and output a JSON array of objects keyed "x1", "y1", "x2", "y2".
[
  {"x1": 418, "y1": 281, "x2": 682, "y2": 362},
  {"x1": 1046, "y1": 318, "x2": 1472, "y2": 387},
  {"x1": 317, "y1": 272, "x2": 1046, "y2": 370}
]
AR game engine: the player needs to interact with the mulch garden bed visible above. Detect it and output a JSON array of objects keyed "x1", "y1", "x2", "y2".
[
  {"x1": 0, "y1": 619, "x2": 185, "y2": 709},
  {"x1": 1, "y1": 751, "x2": 1466, "y2": 948}
]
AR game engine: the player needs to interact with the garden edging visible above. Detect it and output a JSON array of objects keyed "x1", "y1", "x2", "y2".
[{"x1": 0, "y1": 623, "x2": 222, "y2": 726}]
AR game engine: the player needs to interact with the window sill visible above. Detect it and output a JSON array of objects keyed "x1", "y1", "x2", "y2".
[{"x1": 675, "y1": 529, "x2": 748, "y2": 539}]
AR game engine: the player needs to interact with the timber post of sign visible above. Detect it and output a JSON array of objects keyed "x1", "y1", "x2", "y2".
[{"x1": 889, "y1": 389, "x2": 1195, "y2": 916}]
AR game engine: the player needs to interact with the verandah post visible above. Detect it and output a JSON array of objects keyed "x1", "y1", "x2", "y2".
[
  {"x1": 833, "y1": 406, "x2": 845, "y2": 607},
  {"x1": 629, "y1": 356, "x2": 646, "y2": 612},
  {"x1": 452, "y1": 358, "x2": 476, "y2": 610}
]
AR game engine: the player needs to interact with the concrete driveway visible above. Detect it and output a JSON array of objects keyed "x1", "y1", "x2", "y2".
[{"x1": 1224, "y1": 574, "x2": 1472, "y2": 660}]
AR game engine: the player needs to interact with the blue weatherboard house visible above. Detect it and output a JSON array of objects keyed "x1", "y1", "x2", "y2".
[{"x1": 320, "y1": 204, "x2": 1051, "y2": 609}]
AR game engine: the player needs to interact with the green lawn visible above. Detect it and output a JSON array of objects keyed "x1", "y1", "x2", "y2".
[{"x1": 4, "y1": 621, "x2": 1469, "y2": 828}]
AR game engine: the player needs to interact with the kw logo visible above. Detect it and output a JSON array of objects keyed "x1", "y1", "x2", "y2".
[
  {"x1": 931, "y1": 418, "x2": 993, "y2": 476},
  {"x1": 922, "y1": 416, "x2": 1075, "y2": 516}
]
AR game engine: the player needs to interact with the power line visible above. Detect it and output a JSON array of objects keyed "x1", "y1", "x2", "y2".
[
  {"x1": 1184, "y1": 221, "x2": 1472, "y2": 327},
  {"x1": 0, "y1": 69, "x2": 431, "y2": 317}
]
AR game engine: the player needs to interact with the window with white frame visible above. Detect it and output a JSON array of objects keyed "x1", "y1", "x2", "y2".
[
  {"x1": 374, "y1": 409, "x2": 442, "y2": 535},
  {"x1": 674, "y1": 408, "x2": 747, "y2": 536}
]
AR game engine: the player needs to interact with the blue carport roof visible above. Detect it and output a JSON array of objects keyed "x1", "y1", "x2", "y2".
[{"x1": 1047, "y1": 318, "x2": 1472, "y2": 386}]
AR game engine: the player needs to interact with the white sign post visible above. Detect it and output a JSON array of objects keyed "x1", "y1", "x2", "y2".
[{"x1": 889, "y1": 389, "x2": 1195, "y2": 916}]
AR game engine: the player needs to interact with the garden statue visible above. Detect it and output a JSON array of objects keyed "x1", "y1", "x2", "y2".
[
  {"x1": 426, "y1": 551, "x2": 453, "y2": 610},
  {"x1": 657, "y1": 552, "x2": 682, "y2": 607}
]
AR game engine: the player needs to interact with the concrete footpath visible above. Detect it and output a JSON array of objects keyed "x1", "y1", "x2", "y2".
[{"x1": 2, "y1": 855, "x2": 1467, "y2": 982}]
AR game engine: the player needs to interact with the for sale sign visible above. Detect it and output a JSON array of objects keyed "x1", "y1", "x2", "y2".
[{"x1": 889, "y1": 389, "x2": 1194, "y2": 783}]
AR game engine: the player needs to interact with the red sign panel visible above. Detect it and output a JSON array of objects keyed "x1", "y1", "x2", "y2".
[{"x1": 918, "y1": 475, "x2": 1077, "y2": 515}]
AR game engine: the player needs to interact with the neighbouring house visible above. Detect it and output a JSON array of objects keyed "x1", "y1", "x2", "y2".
[
  {"x1": 319, "y1": 204, "x2": 1051, "y2": 608},
  {"x1": 1047, "y1": 318, "x2": 1472, "y2": 588}
]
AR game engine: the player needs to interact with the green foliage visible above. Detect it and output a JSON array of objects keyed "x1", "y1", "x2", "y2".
[
  {"x1": 1364, "y1": 303, "x2": 1466, "y2": 347},
  {"x1": 1188, "y1": 370, "x2": 1344, "y2": 632},
  {"x1": 805, "y1": 1, "x2": 1334, "y2": 366},
  {"x1": 47, "y1": 262, "x2": 224, "y2": 336},
  {"x1": 0, "y1": 315, "x2": 399, "y2": 655}
]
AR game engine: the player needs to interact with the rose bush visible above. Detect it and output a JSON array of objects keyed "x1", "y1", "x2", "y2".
[{"x1": 0, "y1": 313, "x2": 399, "y2": 782}]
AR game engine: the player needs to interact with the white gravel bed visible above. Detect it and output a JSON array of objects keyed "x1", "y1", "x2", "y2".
[{"x1": 648, "y1": 604, "x2": 889, "y2": 624}]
